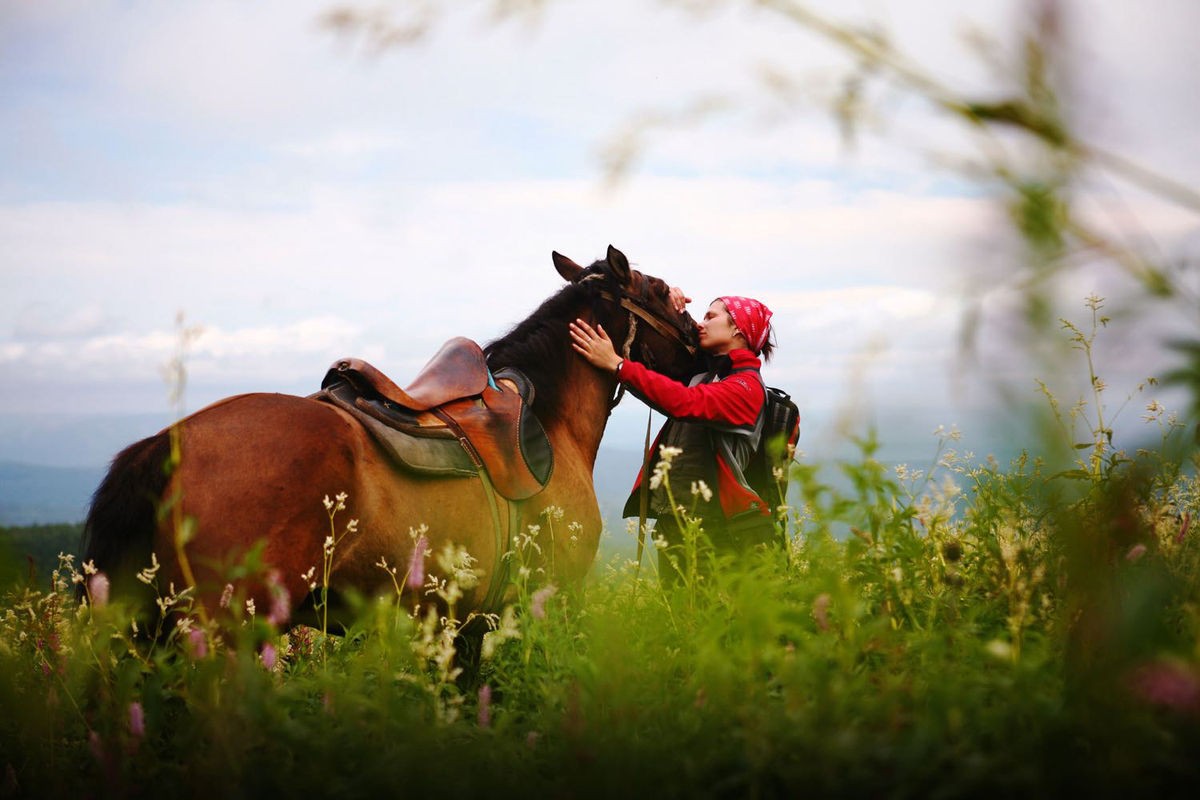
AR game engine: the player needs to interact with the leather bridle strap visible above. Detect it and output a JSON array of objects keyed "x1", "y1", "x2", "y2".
[{"x1": 599, "y1": 290, "x2": 697, "y2": 357}]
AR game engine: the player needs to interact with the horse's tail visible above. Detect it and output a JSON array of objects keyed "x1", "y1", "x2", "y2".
[{"x1": 80, "y1": 431, "x2": 172, "y2": 600}]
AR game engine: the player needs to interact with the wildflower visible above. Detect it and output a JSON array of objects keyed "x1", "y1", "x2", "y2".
[
  {"x1": 128, "y1": 702, "x2": 145, "y2": 739},
  {"x1": 1126, "y1": 544, "x2": 1147, "y2": 562},
  {"x1": 245, "y1": 599, "x2": 256, "y2": 617},
  {"x1": 88, "y1": 573, "x2": 110, "y2": 608},
  {"x1": 406, "y1": 535, "x2": 428, "y2": 591},
  {"x1": 985, "y1": 640, "x2": 1013, "y2": 661},
  {"x1": 323, "y1": 494, "x2": 334, "y2": 511},
  {"x1": 482, "y1": 606, "x2": 522, "y2": 658},
  {"x1": 649, "y1": 445, "x2": 683, "y2": 490},
  {"x1": 812, "y1": 593, "x2": 831, "y2": 633},
  {"x1": 1128, "y1": 658, "x2": 1200, "y2": 712},
  {"x1": 260, "y1": 642, "x2": 277, "y2": 671},
  {"x1": 300, "y1": 567, "x2": 317, "y2": 591},
  {"x1": 219, "y1": 583, "x2": 234, "y2": 609},
  {"x1": 187, "y1": 628, "x2": 208, "y2": 659},
  {"x1": 82, "y1": 560, "x2": 98, "y2": 576},
  {"x1": 690, "y1": 480, "x2": 713, "y2": 503},
  {"x1": 1179, "y1": 511, "x2": 1191, "y2": 545},
  {"x1": 530, "y1": 585, "x2": 558, "y2": 619},
  {"x1": 268, "y1": 584, "x2": 291, "y2": 627},
  {"x1": 323, "y1": 535, "x2": 335, "y2": 556},
  {"x1": 136, "y1": 553, "x2": 160, "y2": 585},
  {"x1": 477, "y1": 684, "x2": 492, "y2": 728},
  {"x1": 346, "y1": 518, "x2": 359, "y2": 533}
]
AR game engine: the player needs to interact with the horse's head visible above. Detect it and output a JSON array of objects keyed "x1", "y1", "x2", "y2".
[{"x1": 552, "y1": 245, "x2": 702, "y2": 383}]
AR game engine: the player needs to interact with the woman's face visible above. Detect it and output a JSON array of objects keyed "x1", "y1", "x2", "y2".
[{"x1": 697, "y1": 300, "x2": 742, "y2": 354}]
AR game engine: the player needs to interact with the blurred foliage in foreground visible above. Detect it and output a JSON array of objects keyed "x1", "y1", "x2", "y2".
[{"x1": 3, "y1": 307, "x2": 1198, "y2": 797}]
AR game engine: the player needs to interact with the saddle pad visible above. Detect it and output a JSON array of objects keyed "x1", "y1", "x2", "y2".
[{"x1": 316, "y1": 380, "x2": 478, "y2": 477}]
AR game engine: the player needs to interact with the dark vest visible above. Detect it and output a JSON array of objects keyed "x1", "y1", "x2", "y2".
[{"x1": 625, "y1": 364, "x2": 765, "y2": 522}]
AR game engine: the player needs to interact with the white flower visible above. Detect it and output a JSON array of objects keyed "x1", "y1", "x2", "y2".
[
  {"x1": 690, "y1": 480, "x2": 713, "y2": 503},
  {"x1": 136, "y1": 553, "x2": 161, "y2": 585},
  {"x1": 219, "y1": 583, "x2": 234, "y2": 609},
  {"x1": 245, "y1": 599, "x2": 256, "y2": 617}
]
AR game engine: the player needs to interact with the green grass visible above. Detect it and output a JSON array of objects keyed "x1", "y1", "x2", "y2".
[
  {"x1": 3, "y1": 301, "x2": 1199, "y2": 797},
  {"x1": 2, "y1": 434, "x2": 1198, "y2": 798}
]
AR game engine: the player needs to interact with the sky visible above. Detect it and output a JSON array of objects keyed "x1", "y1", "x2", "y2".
[{"x1": 2, "y1": 0, "x2": 1198, "y2": 458}]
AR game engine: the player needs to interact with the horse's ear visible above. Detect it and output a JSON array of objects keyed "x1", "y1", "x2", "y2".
[
  {"x1": 552, "y1": 251, "x2": 584, "y2": 282},
  {"x1": 606, "y1": 245, "x2": 632, "y2": 285}
]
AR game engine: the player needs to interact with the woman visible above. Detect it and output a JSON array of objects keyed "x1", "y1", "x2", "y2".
[{"x1": 569, "y1": 290, "x2": 776, "y2": 579}]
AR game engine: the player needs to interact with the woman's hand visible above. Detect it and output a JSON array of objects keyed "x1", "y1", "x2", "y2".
[
  {"x1": 668, "y1": 286, "x2": 691, "y2": 314},
  {"x1": 569, "y1": 318, "x2": 623, "y2": 373}
]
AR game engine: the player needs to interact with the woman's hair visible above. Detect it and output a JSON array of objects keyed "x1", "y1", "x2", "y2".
[{"x1": 758, "y1": 329, "x2": 775, "y2": 362}]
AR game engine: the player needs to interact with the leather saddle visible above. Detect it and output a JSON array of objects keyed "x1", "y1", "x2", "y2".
[{"x1": 313, "y1": 337, "x2": 553, "y2": 501}]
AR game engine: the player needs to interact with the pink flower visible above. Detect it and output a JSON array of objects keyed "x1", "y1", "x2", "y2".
[
  {"x1": 128, "y1": 701, "x2": 145, "y2": 738},
  {"x1": 812, "y1": 593, "x2": 831, "y2": 633},
  {"x1": 477, "y1": 684, "x2": 492, "y2": 728},
  {"x1": 1129, "y1": 659, "x2": 1200, "y2": 712},
  {"x1": 88, "y1": 573, "x2": 110, "y2": 607},
  {"x1": 406, "y1": 536, "x2": 427, "y2": 591},
  {"x1": 530, "y1": 585, "x2": 558, "y2": 620},
  {"x1": 267, "y1": 574, "x2": 291, "y2": 627},
  {"x1": 187, "y1": 628, "x2": 208, "y2": 659},
  {"x1": 1126, "y1": 544, "x2": 1147, "y2": 562},
  {"x1": 260, "y1": 642, "x2": 277, "y2": 671}
]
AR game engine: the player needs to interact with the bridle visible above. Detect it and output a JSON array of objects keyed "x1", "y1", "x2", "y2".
[{"x1": 578, "y1": 271, "x2": 699, "y2": 412}]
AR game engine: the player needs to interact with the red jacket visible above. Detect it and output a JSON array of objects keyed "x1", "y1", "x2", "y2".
[{"x1": 618, "y1": 349, "x2": 768, "y2": 518}]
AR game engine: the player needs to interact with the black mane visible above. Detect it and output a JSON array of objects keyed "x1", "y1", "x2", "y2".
[{"x1": 484, "y1": 263, "x2": 614, "y2": 419}]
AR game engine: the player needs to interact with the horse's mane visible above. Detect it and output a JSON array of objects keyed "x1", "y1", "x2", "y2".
[{"x1": 484, "y1": 263, "x2": 611, "y2": 419}]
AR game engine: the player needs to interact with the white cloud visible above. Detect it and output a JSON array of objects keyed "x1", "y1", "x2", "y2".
[{"x1": 1, "y1": 316, "x2": 366, "y2": 383}]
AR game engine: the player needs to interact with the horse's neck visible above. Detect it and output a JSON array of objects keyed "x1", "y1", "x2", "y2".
[{"x1": 542, "y1": 358, "x2": 615, "y2": 467}]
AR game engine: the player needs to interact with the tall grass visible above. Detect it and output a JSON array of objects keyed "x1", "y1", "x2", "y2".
[{"x1": 2, "y1": 303, "x2": 1198, "y2": 797}]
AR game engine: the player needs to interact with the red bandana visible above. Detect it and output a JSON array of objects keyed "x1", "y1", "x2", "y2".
[{"x1": 718, "y1": 296, "x2": 773, "y2": 353}]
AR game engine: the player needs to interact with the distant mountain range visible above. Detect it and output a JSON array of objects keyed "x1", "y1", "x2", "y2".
[
  {"x1": 0, "y1": 462, "x2": 105, "y2": 526},
  {"x1": 0, "y1": 408, "x2": 1035, "y2": 530}
]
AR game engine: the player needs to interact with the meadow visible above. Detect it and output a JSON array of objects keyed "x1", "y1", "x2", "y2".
[{"x1": 2, "y1": 306, "x2": 1199, "y2": 799}]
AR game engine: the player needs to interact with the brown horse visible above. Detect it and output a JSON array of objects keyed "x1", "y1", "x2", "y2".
[{"x1": 81, "y1": 246, "x2": 700, "y2": 624}]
